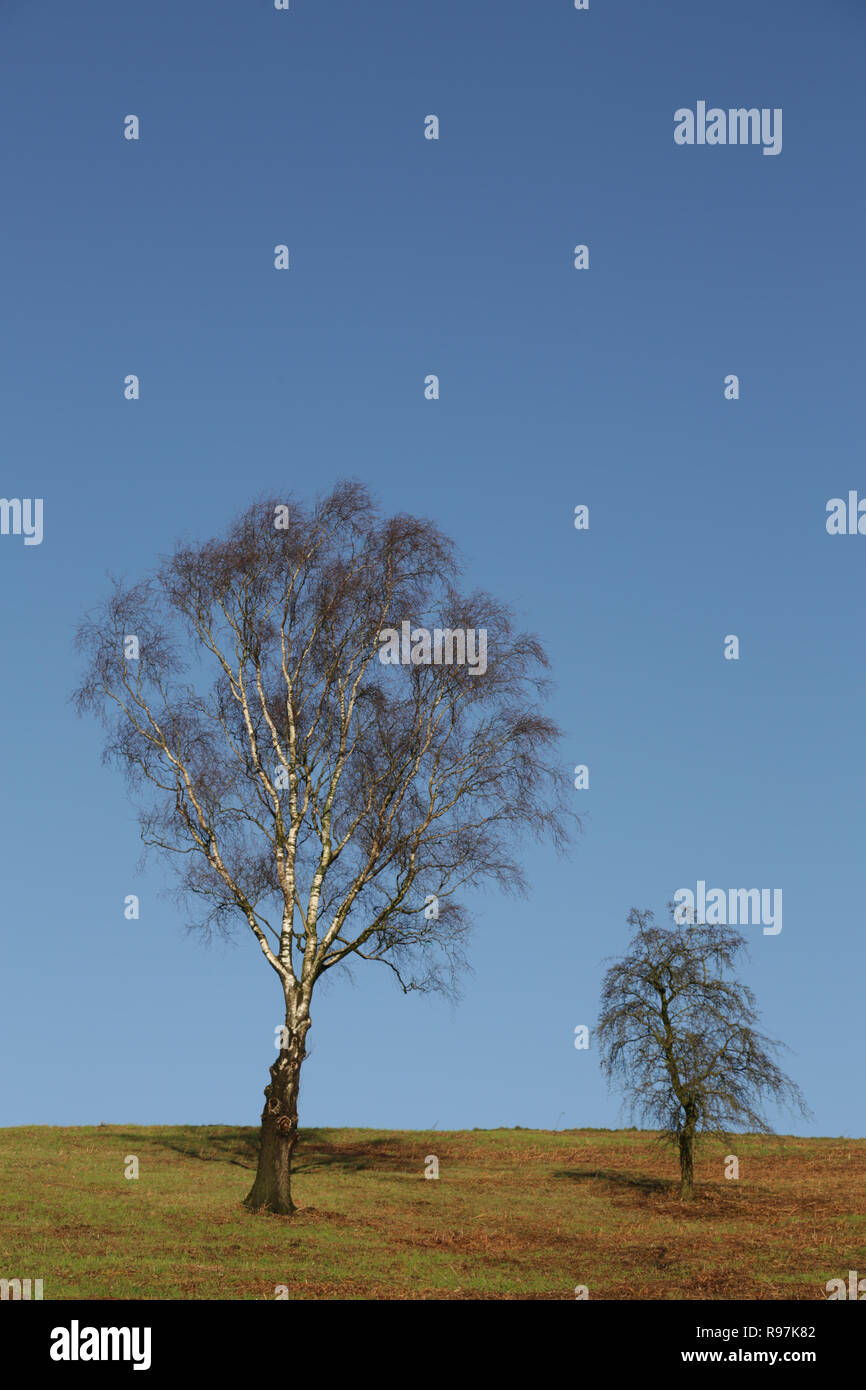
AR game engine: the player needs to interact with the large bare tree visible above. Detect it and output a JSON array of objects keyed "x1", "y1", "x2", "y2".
[
  {"x1": 596, "y1": 907, "x2": 809, "y2": 1199},
  {"x1": 74, "y1": 482, "x2": 574, "y2": 1214}
]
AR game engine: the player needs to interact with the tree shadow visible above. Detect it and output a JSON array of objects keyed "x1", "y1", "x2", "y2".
[
  {"x1": 109, "y1": 1127, "x2": 259, "y2": 1170},
  {"x1": 292, "y1": 1133, "x2": 406, "y2": 1175},
  {"x1": 105, "y1": 1126, "x2": 414, "y2": 1177},
  {"x1": 553, "y1": 1167, "x2": 675, "y2": 1195}
]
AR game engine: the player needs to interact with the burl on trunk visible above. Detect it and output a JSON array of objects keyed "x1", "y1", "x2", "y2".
[{"x1": 244, "y1": 1023, "x2": 308, "y2": 1215}]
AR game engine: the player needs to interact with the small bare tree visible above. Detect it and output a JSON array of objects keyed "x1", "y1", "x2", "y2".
[
  {"x1": 596, "y1": 907, "x2": 809, "y2": 1199},
  {"x1": 73, "y1": 481, "x2": 575, "y2": 1214}
]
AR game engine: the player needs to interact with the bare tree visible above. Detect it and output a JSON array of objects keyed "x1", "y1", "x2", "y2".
[
  {"x1": 73, "y1": 481, "x2": 575, "y2": 1214},
  {"x1": 596, "y1": 907, "x2": 809, "y2": 1200}
]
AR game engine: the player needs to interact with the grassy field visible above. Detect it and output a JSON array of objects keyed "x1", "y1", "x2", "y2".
[{"x1": 1, "y1": 1125, "x2": 864, "y2": 1299}]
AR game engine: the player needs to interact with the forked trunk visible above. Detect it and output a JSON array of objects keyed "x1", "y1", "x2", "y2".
[{"x1": 244, "y1": 1022, "x2": 308, "y2": 1215}]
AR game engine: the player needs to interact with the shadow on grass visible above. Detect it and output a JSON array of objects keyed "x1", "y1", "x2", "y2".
[
  {"x1": 106, "y1": 1127, "x2": 411, "y2": 1177},
  {"x1": 293, "y1": 1132, "x2": 406, "y2": 1175},
  {"x1": 553, "y1": 1167, "x2": 676, "y2": 1195},
  {"x1": 110, "y1": 1128, "x2": 259, "y2": 1170}
]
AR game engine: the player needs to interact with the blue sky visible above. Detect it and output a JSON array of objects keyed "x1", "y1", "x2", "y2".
[{"x1": 1, "y1": 0, "x2": 863, "y2": 1138}]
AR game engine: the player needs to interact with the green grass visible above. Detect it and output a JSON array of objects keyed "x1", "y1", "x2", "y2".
[{"x1": 1, "y1": 1125, "x2": 863, "y2": 1299}]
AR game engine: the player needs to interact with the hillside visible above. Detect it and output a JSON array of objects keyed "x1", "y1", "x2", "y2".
[{"x1": 1, "y1": 1126, "x2": 863, "y2": 1299}]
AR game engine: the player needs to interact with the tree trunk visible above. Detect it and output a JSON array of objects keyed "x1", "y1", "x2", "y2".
[
  {"x1": 244, "y1": 1022, "x2": 308, "y2": 1215},
  {"x1": 678, "y1": 1102, "x2": 697, "y2": 1200}
]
